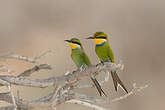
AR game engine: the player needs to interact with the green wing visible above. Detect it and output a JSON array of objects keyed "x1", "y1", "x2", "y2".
[
  {"x1": 82, "y1": 52, "x2": 92, "y2": 66},
  {"x1": 107, "y1": 46, "x2": 115, "y2": 63}
]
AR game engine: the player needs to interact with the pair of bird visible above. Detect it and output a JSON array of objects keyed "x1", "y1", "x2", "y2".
[{"x1": 65, "y1": 32, "x2": 128, "y2": 96}]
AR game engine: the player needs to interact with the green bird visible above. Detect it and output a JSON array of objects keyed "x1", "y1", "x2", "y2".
[
  {"x1": 65, "y1": 38, "x2": 107, "y2": 96},
  {"x1": 87, "y1": 32, "x2": 128, "y2": 93}
]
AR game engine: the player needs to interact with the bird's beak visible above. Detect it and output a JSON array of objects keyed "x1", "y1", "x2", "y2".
[
  {"x1": 65, "y1": 40, "x2": 72, "y2": 43},
  {"x1": 86, "y1": 36, "x2": 95, "y2": 39}
]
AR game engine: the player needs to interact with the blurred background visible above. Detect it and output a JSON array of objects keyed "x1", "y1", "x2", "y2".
[{"x1": 0, "y1": 0, "x2": 164, "y2": 110}]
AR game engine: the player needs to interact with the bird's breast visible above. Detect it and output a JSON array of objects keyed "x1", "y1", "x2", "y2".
[
  {"x1": 95, "y1": 46, "x2": 110, "y2": 62},
  {"x1": 71, "y1": 51, "x2": 86, "y2": 68}
]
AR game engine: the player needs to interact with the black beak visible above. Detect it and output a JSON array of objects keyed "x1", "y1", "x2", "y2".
[
  {"x1": 65, "y1": 40, "x2": 72, "y2": 43},
  {"x1": 86, "y1": 36, "x2": 95, "y2": 39}
]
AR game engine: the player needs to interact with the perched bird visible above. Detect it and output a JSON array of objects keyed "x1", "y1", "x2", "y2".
[
  {"x1": 87, "y1": 32, "x2": 128, "y2": 93},
  {"x1": 65, "y1": 38, "x2": 106, "y2": 96}
]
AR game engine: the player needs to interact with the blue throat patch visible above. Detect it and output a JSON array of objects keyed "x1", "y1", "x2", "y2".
[{"x1": 96, "y1": 41, "x2": 106, "y2": 47}]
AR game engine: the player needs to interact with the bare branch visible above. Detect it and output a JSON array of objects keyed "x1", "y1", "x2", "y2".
[
  {"x1": 0, "y1": 68, "x2": 13, "y2": 74},
  {"x1": 50, "y1": 86, "x2": 61, "y2": 109},
  {"x1": 0, "y1": 83, "x2": 147, "y2": 110},
  {"x1": 0, "y1": 65, "x2": 13, "y2": 74},
  {"x1": 0, "y1": 49, "x2": 53, "y2": 63},
  {"x1": 0, "y1": 106, "x2": 15, "y2": 110},
  {"x1": 74, "y1": 84, "x2": 148, "y2": 104},
  {"x1": 0, "y1": 62, "x2": 121, "y2": 88},
  {"x1": 0, "y1": 84, "x2": 74, "y2": 110},
  {"x1": 18, "y1": 64, "x2": 52, "y2": 77},
  {"x1": 61, "y1": 69, "x2": 111, "y2": 90},
  {"x1": 0, "y1": 79, "x2": 10, "y2": 86},
  {"x1": 67, "y1": 99, "x2": 110, "y2": 110},
  {"x1": 7, "y1": 84, "x2": 17, "y2": 110},
  {"x1": 110, "y1": 83, "x2": 148, "y2": 102},
  {"x1": 0, "y1": 51, "x2": 148, "y2": 110}
]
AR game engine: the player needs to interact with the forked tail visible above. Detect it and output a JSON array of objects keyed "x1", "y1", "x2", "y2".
[
  {"x1": 111, "y1": 71, "x2": 128, "y2": 93},
  {"x1": 90, "y1": 76, "x2": 107, "y2": 96}
]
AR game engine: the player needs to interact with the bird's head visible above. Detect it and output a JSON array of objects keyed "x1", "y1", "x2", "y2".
[
  {"x1": 87, "y1": 32, "x2": 108, "y2": 45},
  {"x1": 65, "y1": 38, "x2": 82, "y2": 50}
]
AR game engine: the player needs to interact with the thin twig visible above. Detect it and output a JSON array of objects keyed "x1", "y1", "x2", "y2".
[
  {"x1": 0, "y1": 49, "x2": 54, "y2": 63},
  {"x1": 74, "y1": 84, "x2": 148, "y2": 104},
  {"x1": 73, "y1": 70, "x2": 110, "y2": 89},
  {"x1": 7, "y1": 84, "x2": 17, "y2": 110},
  {"x1": 18, "y1": 64, "x2": 52, "y2": 77},
  {"x1": 0, "y1": 106, "x2": 15, "y2": 110},
  {"x1": 67, "y1": 99, "x2": 110, "y2": 110},
  {"x1": 0, "y1": 65, "x2": 13, "y2": 74},
  {"x1": 110, "y1": 83, "x2": 148, "y2": 102},
  {"x1": 50, "y1": 86, "x2": 61, "y2": 109}
]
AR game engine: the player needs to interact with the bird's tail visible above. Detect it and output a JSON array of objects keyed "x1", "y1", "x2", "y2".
[
  {"x1": 90, "y1": 76, "x2": 107, "y2": 96},
  {"x1": 111, "y1": 70, "x2": 128, "y2": 93}
]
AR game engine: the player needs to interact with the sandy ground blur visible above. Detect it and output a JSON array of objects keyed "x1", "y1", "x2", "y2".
[{"x1": 0, "y1": 0, "x2": 165, "y2": 110}]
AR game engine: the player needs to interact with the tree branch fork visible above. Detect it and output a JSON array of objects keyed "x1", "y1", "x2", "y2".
[{"x1": 0, "y1": 51, "x2": 148, "y2": 110}]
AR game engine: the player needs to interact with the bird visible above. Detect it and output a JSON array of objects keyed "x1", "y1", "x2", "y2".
[
  {"x1": 65, "y1": 38, "x2": 107, "y2": 96},
  {"x1": 87, "y1": 32, "x2": 128, "y2": 93}
]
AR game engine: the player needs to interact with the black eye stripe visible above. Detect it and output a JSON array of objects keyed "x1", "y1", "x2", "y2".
[
  {"x1": 96, "y1": 36, "x2": 106, "y2": 39},
  {"x1": 71, "y1": 41, "x2": 81, "y2": 45}
]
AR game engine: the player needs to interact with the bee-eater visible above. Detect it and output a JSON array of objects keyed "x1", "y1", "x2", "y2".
[
  {"x1": 87, "y1": 32, "x2": 128, "y2": 93},
  {"x1": 65, "y1": 38, "x2": 107, "y2": 96}
]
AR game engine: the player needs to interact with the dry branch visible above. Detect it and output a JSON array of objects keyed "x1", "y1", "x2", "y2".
[
  {"x1": 0, "y1": 84, "x2": 147, "y2": 110},
  {"x1": 73, "y1": 84, "x2": 148, "y2": 104},
  {"x1": 0, "y1": 52, "x2": 148, "y2": 110},
  {"x1": 0, "y1": 65, "x2": 13, "y2": 74},
  {"x1": 0, "y1": 49, "x2": 53, "y2": 63},
  {"x1": 0, "y1": 62, "x2": 121, "y2": 88},
  {"x1": 0, "y1": 106, "x2": 15, "y2": 110},
  {"x1": 18, "y1": 64, "x2": 52, "y2": 77},
  {"x1": 67, "y1": 99, "x2": 110, "y2": 110}
]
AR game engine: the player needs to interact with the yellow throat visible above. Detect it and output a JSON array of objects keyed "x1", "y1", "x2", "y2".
[
  {"x1": 93, "y1": 39, "x2": 106, "y2": 45},
  {"x1": 69, "y1": 43, "x2": 80, "y2": 49}
]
